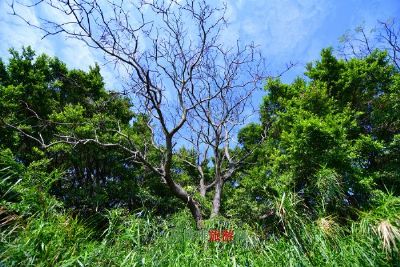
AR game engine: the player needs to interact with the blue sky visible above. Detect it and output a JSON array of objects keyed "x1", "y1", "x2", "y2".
[{"x1": 1, "y1": 0, "x2": 399, "y2": 86}]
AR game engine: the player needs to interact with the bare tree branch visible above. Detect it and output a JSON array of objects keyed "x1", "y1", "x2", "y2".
[{"x1": 10, "y1": 0, "x2": 267, "y2": 227}]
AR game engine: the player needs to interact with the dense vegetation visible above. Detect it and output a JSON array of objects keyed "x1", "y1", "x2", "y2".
[{"x1": 1, "y1": 36, "x2": 400, "y2": 266}]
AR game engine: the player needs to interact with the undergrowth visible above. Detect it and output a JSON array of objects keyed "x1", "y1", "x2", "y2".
[{"x1": 1, "y1": 149, "x2": 399, "y2": 266}]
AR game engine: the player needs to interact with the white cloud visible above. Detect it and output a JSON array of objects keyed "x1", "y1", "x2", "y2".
[
  {"x1": 2, "y1": 0, "x2": 397, "y2": 89},
  {"x1": 226, "y1": 0, "x2": 332, "y2": 57},
  {"x1": 0, "y1": 1, "x2": 54, "y2": 57},
  {"x1": 0, "y1": 1, "x2": 120, "y2": 89}
]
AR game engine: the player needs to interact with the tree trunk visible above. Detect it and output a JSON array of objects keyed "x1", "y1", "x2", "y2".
[
  {"x1": 165, "y1": 176, "x2": 204, "y2": 229},
  {"x1": 199, "y1": 177, "x2": 206, "y2": 197},
  {"x1": 210, "y1": 179, "x2": 223, "y2": 218},
  {"x1": 163, "y1": 137, "x2": 204, "y2": 228},
  {"x1": 187, "y1": 197, "x2": 204, "y2": 229}
]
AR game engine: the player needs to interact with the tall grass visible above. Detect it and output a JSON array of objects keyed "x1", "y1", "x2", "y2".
[
  {"x1": 2, "y1": 207, "x2": 399, "y2": 266},
  {"x1": 1, "y1": 150, "x2": 399, "y2": 266}
]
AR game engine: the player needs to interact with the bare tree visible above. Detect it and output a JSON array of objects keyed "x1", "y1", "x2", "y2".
[
  {"x1": 10, "y1": 0, "x2": 266, "y2": 228},
  {"x1": 338, "y1": 18, "x2": 400, "y2": 69},
  {"x1": 378, "y1": 19, "x2": 400, "y2": 70},
  {"x1": 179, "y1": 42, "x2": 265, "y2": 217}
]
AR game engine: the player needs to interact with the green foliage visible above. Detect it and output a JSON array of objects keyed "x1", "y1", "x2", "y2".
[
  {"x1": 0, "y1": 47, "x2": 168, "y2": 213},
  {"x1": 0, "y1": 148, "x2": 398, "y2": 267},
  {"x1": 232, "y1": 47, "x2": 400, "y2": 241},
  {"x1": 1, "y1": 44, "x2": 400, "y2": 265}
]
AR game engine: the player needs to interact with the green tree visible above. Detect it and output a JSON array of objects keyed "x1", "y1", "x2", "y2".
[
  {"x1": 233, "y1": 48, "x2": 400, "y2": 228},
  {"x1": 0, "y1": 47, "x2": 167, "y2": 213}
]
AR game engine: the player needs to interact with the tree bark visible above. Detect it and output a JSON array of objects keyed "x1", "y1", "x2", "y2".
[
  {"x1": 199, "y1": 177, "x2": 206, "y2": 197},
  {"x1": 187, "y1": 197, "x2": 204, "y2": 229},
  {"x1": 164, "y1": 137, "x2": 203, "y2": 229},
  {"x1": 164, "y1": 176, "x2": 204, "y2": 229},
  {"x1": 210, "y1": 179, "x2": 223, "y2": 218}
]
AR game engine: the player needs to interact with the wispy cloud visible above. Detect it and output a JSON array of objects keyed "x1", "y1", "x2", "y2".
[
  {"x1": 0, "y1": 1, "x2": 54, "y2": 57},
  {"x1": 0, "y1": 2, "x2": 118, "y2": 90},
  {"x1": 1, "y1": 0, "x2": 399, "y2": 86},
  {"x1": 224, "y1": 0, "x2": 399, "y2": 81},
  {"x1": 226, "y1": 0, "x2": 332, "y2": 62}
]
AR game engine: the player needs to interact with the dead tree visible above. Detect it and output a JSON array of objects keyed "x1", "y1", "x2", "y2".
[
  {"x1": 179, "y1": 43, "x2": 265, "y2": 217},
  {"x1": 10, "y1": 0, "x2": 266, "y2": 228},
  {"x1": 338, "y1": 18, "x2": 400, "y2": 69}
]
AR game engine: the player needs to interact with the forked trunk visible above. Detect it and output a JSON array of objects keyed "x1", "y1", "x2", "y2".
[{"x1": 164, "y1": 173, "x2": 204, "y2": 229}]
